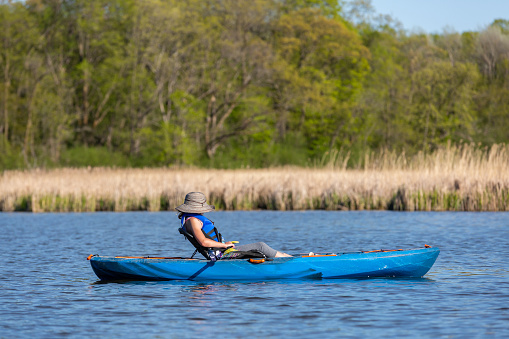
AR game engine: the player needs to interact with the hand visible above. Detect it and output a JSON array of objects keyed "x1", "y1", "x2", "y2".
[{"x1": 224, "y1": 241, "x2": 236, "y2": 248}]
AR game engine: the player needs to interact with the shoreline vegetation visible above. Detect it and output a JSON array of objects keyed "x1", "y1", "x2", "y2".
[
  {"x1": 2, "y1": 1, "x2": 509, "y2": 173},
  {"x1": 1, "y1": 144, "x2": 508, "y2": 212}
]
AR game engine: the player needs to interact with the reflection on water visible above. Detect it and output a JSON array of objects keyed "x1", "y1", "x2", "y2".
[
  {"x1": 0, "y1": 211, "x2": 508, "y2": 338},
  {"x1": 187, "y1": 283, "x2": 226, "y2": 305}
]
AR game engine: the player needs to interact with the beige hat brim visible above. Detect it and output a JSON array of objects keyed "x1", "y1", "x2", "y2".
[{"x1": 175, "y1": 203, "x2": 215, "y2": 214}]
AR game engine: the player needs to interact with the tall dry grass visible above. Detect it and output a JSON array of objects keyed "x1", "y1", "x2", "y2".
[{"x1": 1, "y1": 143, "x2": 508, "y2": 212}]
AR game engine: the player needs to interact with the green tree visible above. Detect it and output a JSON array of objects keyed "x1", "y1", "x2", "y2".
[
  {"x1": 273, "y1": 8, "x2": 370, "y2": 158},
  {"x1": 0, "y1": 1, "x2": 39, "y2": 166},
  {"x1": 354, "y1": 27, "x2": 412, "y2": 153},
  {"x1": 410, "y1": 61, "x2": 480, "y2": 150}
]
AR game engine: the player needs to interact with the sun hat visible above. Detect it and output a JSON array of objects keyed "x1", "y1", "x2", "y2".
[{"x1": 175, "y1": 192, "x2": 215, "y2": 213}]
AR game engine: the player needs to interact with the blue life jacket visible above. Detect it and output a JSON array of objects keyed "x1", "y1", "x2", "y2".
[
  {"x1": 180, "y1": 213, "x2": 222, "y2": 242},
  {"x1": 178, "y1": 213, "x2": 266, "y2": 261}
]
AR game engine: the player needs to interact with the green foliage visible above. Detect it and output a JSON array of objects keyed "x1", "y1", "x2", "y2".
[
  {"x1": 0, "y1": 1, "x2": 508, "y2": 170},
  {"x1": 410, "y1": 61, "x2": 480, "y2": 150},
  {"x1": 0, "y1": 141, "x2": 24, "y2": 171},
  {"x1": 60, "y1": 147, "x2": 130, "y2": 168}
]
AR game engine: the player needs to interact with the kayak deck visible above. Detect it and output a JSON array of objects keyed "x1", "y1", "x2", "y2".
[{"x1": 89, "y1": 247, "x2": 440, "y2": 281}]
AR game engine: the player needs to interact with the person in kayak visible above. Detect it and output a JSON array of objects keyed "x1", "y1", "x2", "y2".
[{"x1": 176, "y1": 192, "x2": 292, "y2": 258}]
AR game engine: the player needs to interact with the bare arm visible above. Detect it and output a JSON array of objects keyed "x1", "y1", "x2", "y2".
[{"x1": 186, "y1": 217, "x2": 234, "y2": 249}]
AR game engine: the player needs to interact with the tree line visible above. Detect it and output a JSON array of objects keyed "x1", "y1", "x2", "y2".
[{"x1": 0, "y1": 0, "x2": 508, "y2": 170}]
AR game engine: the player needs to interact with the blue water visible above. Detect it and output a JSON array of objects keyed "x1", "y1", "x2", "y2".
[{"x1": 0, "y1": 211, "x2": 508, "y2": 338}]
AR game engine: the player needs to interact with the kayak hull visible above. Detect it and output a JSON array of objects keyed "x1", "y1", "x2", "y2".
[{"x1": 90, "y1": 247, "x2": 439, "y2": 281}]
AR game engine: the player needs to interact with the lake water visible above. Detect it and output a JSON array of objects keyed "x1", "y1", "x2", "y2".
[{"x1": 0, "y1": 211, "x2": 508, "y2": 338}]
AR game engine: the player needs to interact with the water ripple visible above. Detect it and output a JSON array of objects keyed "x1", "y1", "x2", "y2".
[{"x1": 0, "y1": 211, "x2": 508, "y2": 338}]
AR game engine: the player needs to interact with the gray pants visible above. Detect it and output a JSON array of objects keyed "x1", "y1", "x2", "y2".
[{"x1": 235, "y1": 242, "x2": 278, "y2": 258}]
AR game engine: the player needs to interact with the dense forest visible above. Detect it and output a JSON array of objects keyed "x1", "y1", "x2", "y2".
[{"x1": 0, "y1": 0, "x2": 508, "y2": 170}]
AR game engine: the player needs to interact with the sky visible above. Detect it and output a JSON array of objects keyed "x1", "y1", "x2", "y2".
[{"x1": 370, "y1": 0, "x2": 509, "y2": 33}]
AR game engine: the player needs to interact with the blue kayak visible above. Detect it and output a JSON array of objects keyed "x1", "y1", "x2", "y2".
[{"x1": 89, "y1": 246, "x2": 439, "y2": 281}]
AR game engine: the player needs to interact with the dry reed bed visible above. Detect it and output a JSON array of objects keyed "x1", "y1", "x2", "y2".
[{"x1": 1, "y1": 144, "x2": 508, "y2": 212}]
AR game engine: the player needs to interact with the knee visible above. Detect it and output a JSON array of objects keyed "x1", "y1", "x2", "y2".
[
  {"x1": 255, "y1": 242, "x2": 269, "y2": 250},
  {"x1": 258, "y1": 242, "x2": 277, "y2": 255}
]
